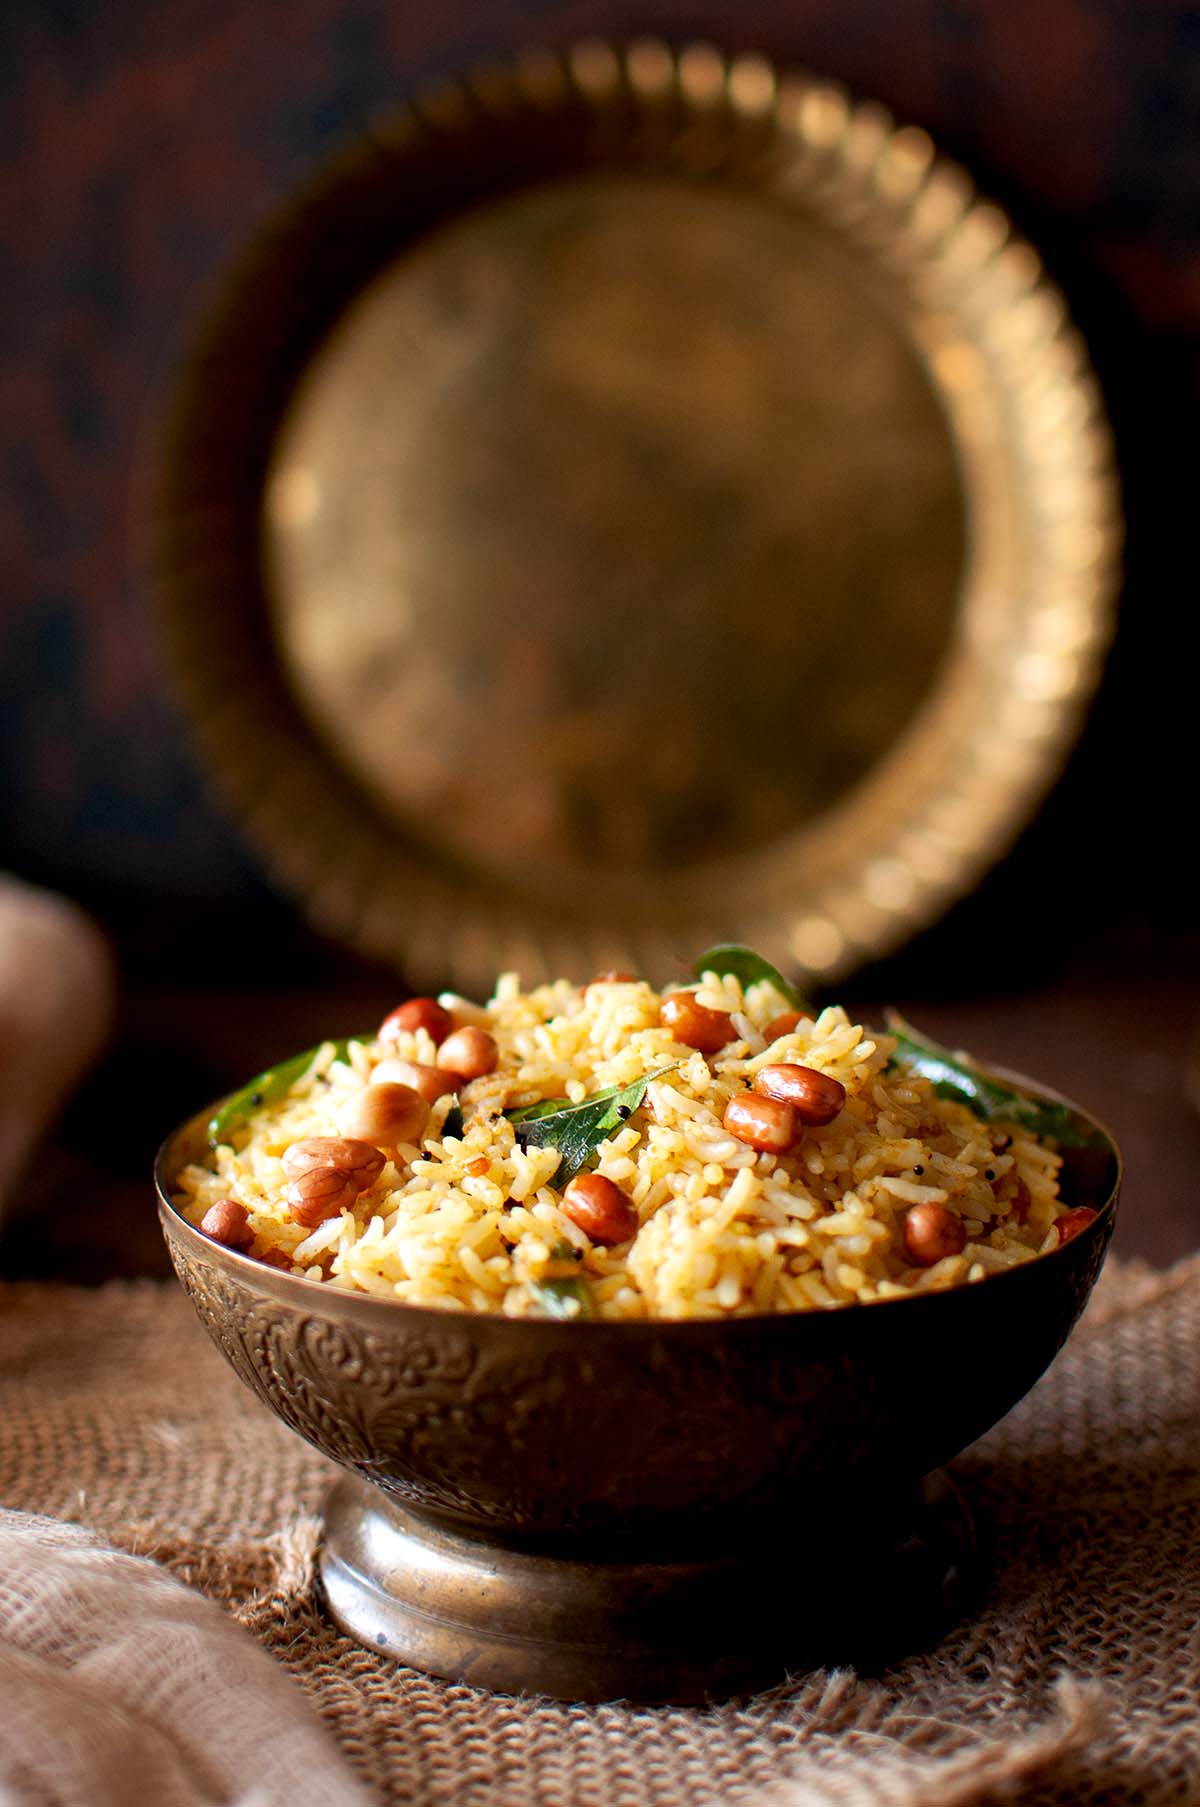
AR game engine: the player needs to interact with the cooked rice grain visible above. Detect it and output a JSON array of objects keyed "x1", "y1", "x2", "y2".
[{"x1": 177, "y1": 973, "x2": 1067, "y2": 1319}]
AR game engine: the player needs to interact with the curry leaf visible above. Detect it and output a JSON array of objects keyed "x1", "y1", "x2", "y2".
[
  {"x1": 507, "y1": 1094, "x2": 573, "y2": 1124},
  {"x1": 885, "y1": 1012, "x2": 1100, "y2": 1148},
  {"x1": 690, "y1": 943, "x2": 809, "y2": 1010},
  {"x1": 208, "y1": 1037, "x2": 365, "y2": 1149},
  {"x1": 529, "y1": 1276, "x2": 592, "y2": 1319},
  {"x1": 509, "y1": 1066, "x2": 677, "y2": 1188},
  {"x1": 440, "y1": 1101, "x2": 465, "y2": 1140}
]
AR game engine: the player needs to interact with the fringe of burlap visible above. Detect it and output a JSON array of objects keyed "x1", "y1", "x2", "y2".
[{"x1": 3, "y1": 1257, "x2": 1199, "y2": 1806}]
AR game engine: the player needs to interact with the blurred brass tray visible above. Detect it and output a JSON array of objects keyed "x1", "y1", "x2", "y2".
[{"x1": 153, "y1": 40, "x2": 1120, "y2": 992}]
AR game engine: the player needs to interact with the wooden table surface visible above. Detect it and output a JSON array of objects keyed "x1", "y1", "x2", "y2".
[{"x1": 3, "y1": 973, "x2": 1196, "y2": 1283}]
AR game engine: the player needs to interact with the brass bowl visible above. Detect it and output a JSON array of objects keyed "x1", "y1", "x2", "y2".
[{"x1": 157, "y1": 1071, "x2": 1119, "y2": 1699}]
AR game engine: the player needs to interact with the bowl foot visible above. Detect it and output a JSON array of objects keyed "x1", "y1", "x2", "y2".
[{"x1": 318, "y1": 1471, "x2": 979, "y2": 1703}]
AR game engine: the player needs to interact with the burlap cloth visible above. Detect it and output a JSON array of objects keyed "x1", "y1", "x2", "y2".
[{"x1": 2, "y1": 1257, "x2": 1198, "y2": 1806}]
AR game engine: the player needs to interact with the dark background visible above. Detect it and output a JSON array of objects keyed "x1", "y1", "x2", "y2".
[{"x1": 0, "y1": 1, "x2": 1197, "y2": 1275}]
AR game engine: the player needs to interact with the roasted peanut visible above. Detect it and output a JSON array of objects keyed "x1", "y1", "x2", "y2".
[
  {"x1": 902, "y1": 1202, "x2": 966, "y2": 1267},
  {"x1": 762, "y1": 1011, "x2": 805, "y2": 1042},
  {"x1": 281, "y1": 1137, "x2": 385, "y2": 1191},
  {"x1": 371, "y1": 1057, "x2": 464, "y2": 1104},
  {"x1": 340, "y1": 1081, "x2": 430, "y2": 1148},
  {"x1": 753, "y1": 1063, "x2": 845, "y2": 1126},
  {"x1": 199, "y1": 1198, "x2": 254, "y2": 1250},
  {"x1": 561, "y1": 1173, "x2": 639, "y2": 1245},
  {"x1": 723, "y1": 1091, "x2": 798, "y2": 1153},
  {"x1": 659, "y1": 992, "x2": 735, "y2": 1053},
  {"x1": 378, "y1": 997, "x2": 453, "y2": 1045},
  {"x1": 437, "y1": 1026, "x2": 498, "y2": 1079},
  {"x1": 1052, "y1": 1206, "x2": 1098, "y2": 1247},
  {"x1": 286, "y1": 1165, "x2": 361, "y2": 1228}
]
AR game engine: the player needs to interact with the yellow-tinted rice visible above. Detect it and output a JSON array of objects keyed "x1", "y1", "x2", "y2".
[{"x1": 176, "y1": 970, "x2": 1069, "y2": 1318}]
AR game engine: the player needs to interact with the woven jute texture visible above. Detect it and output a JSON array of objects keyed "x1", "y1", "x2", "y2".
[{"x1": 2, "y1": 1259, "x2": 1199, "y2": 1806}]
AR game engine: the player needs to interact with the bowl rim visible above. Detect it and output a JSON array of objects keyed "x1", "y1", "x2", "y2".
[{"x1": 155, "y1": 1056, "x2": 1123, "y2": 1334}]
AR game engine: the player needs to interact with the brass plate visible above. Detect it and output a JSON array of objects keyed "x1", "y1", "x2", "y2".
[{"x1": 153, "y1": 41, "x2": 1120, "y2": 992}]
